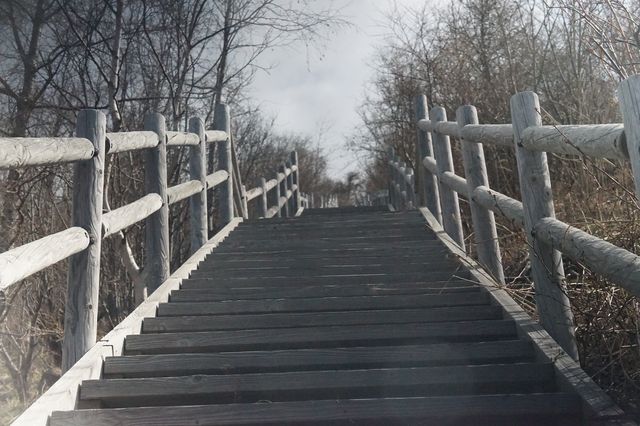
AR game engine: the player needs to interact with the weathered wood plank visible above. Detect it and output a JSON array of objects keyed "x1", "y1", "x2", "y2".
[
  {"x1": 102, "y1": 194, "x2": 162, "y2": 238},
  {"x1": 460, "y1": 124, "x2": 513, "y2": 147},
  {"x1": 156, "y1": 293, "x2": 490, "y2": 316},
  {"x1": 49, "y1": 393, "x2": 583, "y2": 426},
  {"x1": 0, "y1": 227, "x2": 90, "y2": 290},
  {"x1": 62, "y1": 110, "x2": 106, "y2": 372},
  {"x1": 104, "y1": 340, "x2": 532, "y2": 378},
  {"x1": 245, "y1": 186, "x2": 263, "y2": 201},
  {"x1": 205, "y1": 169, "x2": 228, "y2": 189},
  {"x1": 125, "y1": 320, "x2": 517, "y2": 354},
  {"x1": 145, "y1": 305, "x2": 500, "y2": 332},
  {"x1": 472, "y1": 186, "x2": 524, "y2": 227},
  {"x1": 80, "y1": 363, "x2": 554, "y2": 407},
  {"x1": 106, "y1": 131, "x2": 159, "y2": 153},
  {"x1": 204, "y1": 130, "x2": 227, "y2": 143},
  {"x1": 165, "y1": 131, "x2": 199, "y2": 147},
  {"x1": 0, "y1": 137, "x2": 94, "y2": 169}
]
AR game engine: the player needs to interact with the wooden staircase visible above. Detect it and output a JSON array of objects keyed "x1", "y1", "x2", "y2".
[{"x1": 49, "y1": 207, "x2": 595, "y2": 425}]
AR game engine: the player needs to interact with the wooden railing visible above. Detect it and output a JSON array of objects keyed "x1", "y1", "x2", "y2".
[
  {"x1": 0, "y1": 104, "x2": 302, "y2": 372},
  {"x1": 389, "y1": 75, "x2": 640, "y2": 361}
]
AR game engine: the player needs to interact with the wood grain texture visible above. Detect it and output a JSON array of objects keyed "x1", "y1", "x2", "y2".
[
  {"x1": 472, "y1": 186, "x2": 524, "y2": 227},
  {"x1": 430, "y1": 106, "x2": 465, "y2": 248},
  {"x1": 165, "y1": 131, "x2": 199, "y2": 146},
  {"x1": 62, "y1": 109, "x2": 106, "y2": 373},
  {"x1": 102, "y1": 194, "x2": 162, "y2": 238},
  {"x1": 188, "y1": 117, "x2": 207, "y2": 254},
  {"x1": 143, "y1": 113, "x2": 170, "y2": 295},
  {"x1": 204, "y1": 130, "x2": 227, "y2": 143},
  {"x1": 0, "y1": 137, "x2": 94, "y2": 169},
  {"x1": 510, "y1": 92, "x2": 578, "y2": 360},
  {"x1": 106, "y1": 131, "x2": 158, "y2": 153},
  {"x1": 12, "y1": 219, "x2": 242, "y2": 426},
  {"x1": 460, "y1": 124, "x2": 513, "y2": 147},
  {"x1": 618, "y1": 75, "x2": 640, "y2": 199},
  {"x1": 205, "y1": 170, "x2": 228, "y2": 189},
  {"x1": 457, "y1": 105, "x2": 505, "y2": 284},
  {"x1": 0, "y1": 227, "x2": 90, "y2": 290},
  {"x1": 522, "y1": 124, "x2": 627, "y2": 160}
]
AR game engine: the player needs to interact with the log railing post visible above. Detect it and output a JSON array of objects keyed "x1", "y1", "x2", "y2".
[
  {"x1": 286, "y1": 159, "x2": 295, "y2": 214},
  {"x1": 143, "y1": 112, "x2": 170, "y2": 295},
  {"x1": 415, "y1": 95, "x2": 442, "y2": 221},
  {"x1": 290, "y1": 150, "x2": 301, "y2": 212},
  {"x1": 388, "y1": 147, "x2": 396, "y2": 209},
  {"x1": 398, "y1": 162, "x2": 407, "y2": 210},
  {"x1": 430, "y1": 106, "x2": 465, "y2": 249},
  {"x1": 258, "y1": 177, "x2": 268, "y2": 218},
  {"x1": 511, "y1": 91, "x2": 578, "y2": 359},
  {"x1": 406, "y1": 167, "x2": 415, "y2": 209},
  {"x1": 215, "y1": 104, "x2": 234, "y2": 226},
  {"x1": 241, "y1": 184, "x2": 249, "y2": 219},
  {"x1": 279, "y1": 163, "x2": 289, "y2": 217},
  {"x1": 274, "y1": 171, "x2": 282, "y2": 218},
  {"x1": 62, "y1": 109, "x2": 106, "y2": 372},
  {"x1": 188, "y1": 117, "x2": 207, "y2": 254},
  {"x1": 457, "y1": 105, "x2": 505, "y2": 284}
]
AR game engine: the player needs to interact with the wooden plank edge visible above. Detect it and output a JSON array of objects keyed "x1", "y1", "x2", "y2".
[
  {"x1": 10, "y1": 218, "x2": 243, "y2": 426},
  {"x1": 417, "y1": 207, "x2": 631, "y2": 424}
]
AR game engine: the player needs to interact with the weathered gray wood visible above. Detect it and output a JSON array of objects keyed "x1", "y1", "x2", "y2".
[
  {"x1": 0, "y1": 137, "x2": 94, "y2": 169},
  {"x1": 240, "y1": 184, "x2": 249, "y2": 219},
  {"x1": 103, "y1": 340, "x2": 532, "y2": 378},
  {"x1": 472, "y1": 186, "x2": 524, "y2": 227},
  {"x1": 245, "y1": 186, "x2": 263, "y2": 202},
  {"x1": 125, "y1": 320, "x2": 517, "y2": 354},
  {"x1": 165, "y1": 131, "x2": 199, "y2": 147},
  {"x1": 266, "y1": 205, "x2": 280, "y2": 219},
  {"x1": 618, "y1": 75, "x2": 640, "y2": 200},
  {"x1": 12, "y1": 219, "x2": 242, "y2": 426},
  {"x1": 422, "y1": 155, "x2": 438, "y2": 175},
  {"x1": 430, "y1": 106, "x2": 465, "y2": 249},
  {"x1": 80, "y1": 363, "x2": 554, "y2": 407},
  {"x1": 167, "y1": 180, "x2": 204, "y2": 205},
  {"x1": 534, "y1": 217, "x2": 640, "y2": 297},
  {"x1": 143, "y1": 112, "x2": 170, "y2": 295},
  {"x1": 457, "y1": 105, "x2": 505, "y2": 284},
  {"x1": 0, "y1": 227, "x2": 90, "y2": 290},
  {"x1": 521, "y1": 124, "x2": 627, "y2": 160},
  {"x1": 279, "y1": 163, "x2": 290, "y2": 217},
  {"x1": 204, "y1": 130, "x2": 227, "y2": 143},
  {"x1": 286, "y1": 160, "x2": 295, "y2": 214},
  {"x1": 440, "y1": 171, "x2": 468, "y2": 197},
  {"x1": 106, "y1": 131, "x2": 159, "y2": 153},
  {"x1": 414, "y1": 96, "x2": 441, "y2": 219},
  {"x1": 49, "y1": 393, "x2": 582, "y2": 426},
  {"x1": 214, "y1": 104, "x2": 234, "y2": 226},
  {"x1": 102, "y1": 194, "x2": 163, "y2": 238},
  {"x1": 435, "y1": 121, "x2": 460, "y2": 138},
  {"x1": 265, "y1": 178, "x2": 278, "y2": 191},
  {"x1": 290, "y1": 150, "x2": 301, "y2": 212},
  {"x1": 188, "y1": 117, "x2": 207, "y2": 254},
  {"x1": 460, "y1": 124, "x2": 513, "y2": 147},
  {"x1": 258, "y1": 177, "x2": 268, "y2": 218},
  {"x1": 274, "y1": 171, "x2": 283, "y2": 218},
  {"x1": 205, "y1": 170, "x2": 228, "y2": 189},
  {"x1": 510, "y1": 91, "x2": 578, "y2": 360},
  {"x1": 62, "y1": 109, "x2": 106, "y2": 373},
  {"x1": 387, "y1": 147, "x2": 396, "y2": 209}
]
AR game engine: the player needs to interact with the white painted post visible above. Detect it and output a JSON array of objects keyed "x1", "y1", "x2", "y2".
[
  {"x1": 511, "y1": 91, "x2": 578, "y2": 360},
  {"x1": 143, "y1": 112, "x2": 170, "y2": 295},
  {"x1": 415, "y1": 95, "x2": 441, "y2": 221},
  {"x1": 430, "y1": 106, "x2": 465, "y2": 249},
  {"x1": 215, "y1": 104, "x2": 233, "y2": 226},
  {"x1": 188, "y1": 117, "x2": 207, "y2": 253},
  {"x1": 62, "y1": 109, "x2": 106, "y2": 372},
  {"x1": 618, "y1": 75, "x2": 640, "y2": 200},
  {"x1": 457, "y1": 105, "x2": 505, "y2": 283}
]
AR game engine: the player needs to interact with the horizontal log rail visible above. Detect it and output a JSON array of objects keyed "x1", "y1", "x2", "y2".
[
  {"x1": 0, "y1": 104, "x2": 305, "y2": 382},
  {"x1": 392, "y1": 74, "x2": 640, "y2": 361},
  {"x1": 0, "y1": 137, "x2": 95, "y2": 169}
]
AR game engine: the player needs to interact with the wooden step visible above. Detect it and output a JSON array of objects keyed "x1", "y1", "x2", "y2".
[
  {"x1": 169, "y1": 283, "x2": 480, "y2": 302},
  {"x1": 104, "y1": 340, "x2": 534, "y2": 378},
  {"x1": 49, "y1": 393, "x2": 583, "y2": 426},
  {"x1": 81, "y1": 363, "x2": 556, "y2": 408},
  {"x1": 144, "y1": 305, "x2": 503, "y2": 332},
  {"x1": 124, "y1": 320, "x2": 517, "y2": 354},
  {"x1": 157, "y1": 293, "x2": 491, "y2": 316}
]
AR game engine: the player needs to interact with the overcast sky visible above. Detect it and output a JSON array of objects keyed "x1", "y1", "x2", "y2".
[{"x1": 249, "y1": 0, "x2": 424, "y2": 180}]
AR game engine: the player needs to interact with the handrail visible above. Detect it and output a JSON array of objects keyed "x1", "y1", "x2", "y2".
[
  {"x1": 392, "y1": 74, "x2": 640, "y2": 361},
  {"x1": 0, "y1": 104, "x2": 304, "y2": 379}
]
